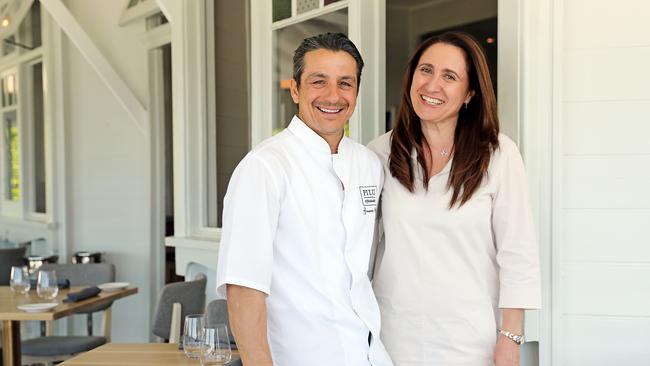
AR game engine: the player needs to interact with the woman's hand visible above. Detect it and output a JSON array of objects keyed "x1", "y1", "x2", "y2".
[
  {"x1": 493, "y1": 334, "x2": 520, "y2": 366},
  {"x1": 494, "y1": 308, "x2": 524, "y2": 366}
]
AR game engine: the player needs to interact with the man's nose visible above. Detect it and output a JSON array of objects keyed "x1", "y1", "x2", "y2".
[{"x1": 323, "y1": 83, "x2": 342, "y2": 103}]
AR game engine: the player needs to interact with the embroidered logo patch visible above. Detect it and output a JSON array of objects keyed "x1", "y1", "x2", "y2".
[{"x1": 359, "y1": 186, "x2": 378, "y2": 214}]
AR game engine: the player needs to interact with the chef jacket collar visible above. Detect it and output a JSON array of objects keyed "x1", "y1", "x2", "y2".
[{"x1": 287, "y1": 115, "x2": 350, "y2": 155}]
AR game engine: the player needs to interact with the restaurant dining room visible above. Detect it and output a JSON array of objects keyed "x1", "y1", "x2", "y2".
[{"x1": 2, "y1": 0, "x2": 650, "y2": 365}]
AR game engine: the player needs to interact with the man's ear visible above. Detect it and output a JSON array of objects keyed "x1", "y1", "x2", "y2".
[{"x1": 290, "y1": 79, "x2": 300, "y2": 104}]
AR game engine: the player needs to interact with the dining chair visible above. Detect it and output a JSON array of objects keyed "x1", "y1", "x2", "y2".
[
  {"x1": 151, "y1": 273, "x2": 207, "y2": 343},
  {"x1": 0, "y1": 246, "x2": 26, "y2": 285},
  {"x1": 21, "y1": 263, "x2": 116, "y2": 366},
  {"x1": 205, "y1": 299, "x2": 236, "y2": 347}
]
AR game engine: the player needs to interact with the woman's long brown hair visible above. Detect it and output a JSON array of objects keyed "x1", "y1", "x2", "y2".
[{"x1": 389, "y1": 32, "x2": 499, "y2": 208}]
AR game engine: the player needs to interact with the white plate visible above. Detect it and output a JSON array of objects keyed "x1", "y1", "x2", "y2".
[
  {"x1": 18, "y1": 303, "x2": 58, "y2": 313},
  {"x1": 97, "y1": 282, "x2": 129, "y2": 292}
]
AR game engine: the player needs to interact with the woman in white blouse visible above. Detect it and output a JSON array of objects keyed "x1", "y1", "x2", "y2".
[{"x1": 368, "y1": 32, "x2": 541, "y2": 366}]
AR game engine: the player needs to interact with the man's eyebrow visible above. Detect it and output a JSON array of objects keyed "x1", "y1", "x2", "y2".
[
  {"x1": 306, "y1": 72, "x2": 328, "y2": 79},
  {"x1": 339, "y1": 75, "x2": 356, "y2": 83}
]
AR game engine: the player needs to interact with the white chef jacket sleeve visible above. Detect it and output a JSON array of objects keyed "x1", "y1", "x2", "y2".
[
  {"x1": 216, "y1": 153, "x2": 281, "y2": 299},
  {"x1": 492, "y1": 140, "x2": 542, "y2": 309}
]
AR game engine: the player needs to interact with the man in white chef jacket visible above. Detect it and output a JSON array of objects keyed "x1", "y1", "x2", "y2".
[{"x1": 216, "y1": 33, "x2": 393, "y2": 366}]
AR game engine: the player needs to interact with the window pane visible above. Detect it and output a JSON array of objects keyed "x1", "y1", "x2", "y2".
[
  {"x1": 296, "y1": 0, "x2": 318, "y2": 14},
  {"x1": 146, "y1": 11, "x2": 168, "y2": 30},
  {"x1": 32, "y1": 62, "x2": 45, "y2": 213},
  {"x1": 4, "y1": 110, "x2": 19, "y2": 201},
  {"x1": 17, "y1": 0, "x2": 41, "y2": 49},
  {"x1": 2, "y1": 35, "x2": 16, "y2": 56},
  {"x1": 207, "y1": 0, "x2": 250, "y2": 228},
  {"x1": 273, "y1": 8, "x2": 348, "y2": 134},
  {"x1": 273, "y1": 0, "x2": 291, "y2": 22},
  {"x1": 2, "y1": 74, "x2": 17, "y2": 107}
]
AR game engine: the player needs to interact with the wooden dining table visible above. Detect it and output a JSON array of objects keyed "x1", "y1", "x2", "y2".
[
  {"x1": 60, "y1": 342, "x2": 240, "y2": 365},
  {"x1": 0, "y1": 285, "x2": 138, "y2": 366}
]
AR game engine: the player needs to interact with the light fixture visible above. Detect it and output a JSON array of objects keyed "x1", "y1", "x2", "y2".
[
  {"x1": 486, "y1": 37, "x2": 495, "y2": 44},
  {"x1": 1, "y1": 17, "x2": 10, "y2": 28},
  {"x1": 6, "y1": 74, "x2": 15, "y2": 94}
]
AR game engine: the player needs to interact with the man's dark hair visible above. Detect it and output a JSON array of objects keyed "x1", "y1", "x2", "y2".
[{"x1": 292, "y1": 32, "x2": 364, "y2": 88}]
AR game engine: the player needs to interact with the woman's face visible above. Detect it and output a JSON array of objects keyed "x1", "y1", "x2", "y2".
[{"x1": 409, "y1": 42, "x2": 473, "y2": 126}]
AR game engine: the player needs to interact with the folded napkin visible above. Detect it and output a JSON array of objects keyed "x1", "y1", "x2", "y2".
[
  {"x1": 63, "y1": 286, "x2": 101, "y2": 303},
  {"x1": 30, "y1": 278, "x2": 71, "y2": 289}
]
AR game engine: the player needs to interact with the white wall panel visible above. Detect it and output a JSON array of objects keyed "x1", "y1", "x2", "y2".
[
  {"x1": 563, "y1": 209, "x2": 650, "y2": 262},
  {"x1": 562, "y1": 316, "x2": 650, "y2": 366},
  {"x1": 62, "y1": 0, "x2": 152, "y2": 342},
  {"x1": 563, "y1": 263, "x2": 650, "y2": 316},
  {"x1": 554, "y1": 1, "x2": 650, "y2": 365},
  {"x1": 564, "y1": 0, "x2": 650, "y2": 49},
  {"x1": 563, "y1": 47, "x2": 650, "y2": 101},
  {"x1": 563, "y1": 101, "x2": 650, "y2": 155},
  {"x1": 563, "y1": 156, "x2": 650, "y2": 209}
]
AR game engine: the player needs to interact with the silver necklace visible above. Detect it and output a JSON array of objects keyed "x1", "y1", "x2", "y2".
[{"x1": 439, "y1": 148, "x2": 450, "y2": 157}]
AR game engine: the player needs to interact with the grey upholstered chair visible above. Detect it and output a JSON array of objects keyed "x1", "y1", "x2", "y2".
[
  {"x1": 0, "y1": 246, "x2": 26, "y2": 285},
  {"x1": 205, "y1": 299, "x2": 236, "y2": 347},
  {"x1": 21, "y1": 263, "x2": 116, "y2": 366},
  {"x1": 152, "y1": 273, "x2": 207, "y2": 343}
]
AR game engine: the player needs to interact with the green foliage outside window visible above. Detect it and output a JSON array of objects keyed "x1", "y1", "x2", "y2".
[{"x1": 6, "y1": 124, "x2": 19, "y2": 201}]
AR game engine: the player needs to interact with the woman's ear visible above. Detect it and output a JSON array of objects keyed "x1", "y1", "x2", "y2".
[{"x1": 465, "y1": 90, "x2": 476, "y2": 104}]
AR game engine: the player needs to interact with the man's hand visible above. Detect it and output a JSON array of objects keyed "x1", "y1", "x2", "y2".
[
  {"x1": 493, "y1": 334, "x2": 520, "y2": 366},
  {"x1": 227, "y1": 285, "x2": 274, "y2": 366}
]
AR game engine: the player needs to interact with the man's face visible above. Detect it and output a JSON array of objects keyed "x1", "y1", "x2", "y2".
[{"x1": 290, "y1": 49, "x2": 358, "y2": 142}]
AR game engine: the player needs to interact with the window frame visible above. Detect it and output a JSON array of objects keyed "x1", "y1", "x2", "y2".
[
  {"x1": 0, "y1": 66, "x2": 22, "y2": 217},
  {"x1": 22, "y1": 57, "x2": 46, "y2": 221},
  {"x1": 164, "y1": 0, "x2": 221, "y2": 242},
  {"x1": 0, "y1": 1, "x2": 54, "y2": 225}
]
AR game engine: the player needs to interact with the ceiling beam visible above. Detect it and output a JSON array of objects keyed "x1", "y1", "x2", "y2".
[{"x1": 40, "y1": 0, "x2": 148, "y2": 135}]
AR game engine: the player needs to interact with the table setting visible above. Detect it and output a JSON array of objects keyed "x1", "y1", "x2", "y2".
[{"x1": 1, "y1": 266, "x2": 138, "y2": 366}]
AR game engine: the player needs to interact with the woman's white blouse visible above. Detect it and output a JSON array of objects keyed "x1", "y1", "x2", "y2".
[{"x1": 368, "y1": 131, "x2": 541, "y2": 365}]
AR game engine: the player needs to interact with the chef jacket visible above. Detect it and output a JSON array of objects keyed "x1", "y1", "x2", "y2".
[{"x1": 216, "y1": 116, "x2": 393, "y2": 366}]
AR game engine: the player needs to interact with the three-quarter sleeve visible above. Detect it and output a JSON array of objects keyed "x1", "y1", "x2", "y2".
[
  {"x1": 492, "y1": 141, "x2": 542, "y2": 309},
  {"x1": 216, "y1": 154, "x2": 282, "y2": 299}
]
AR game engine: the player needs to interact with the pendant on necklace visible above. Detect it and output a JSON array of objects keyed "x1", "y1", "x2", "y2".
[{"x1": 440, "y1": 148, "x2": 450, "y2": 157}]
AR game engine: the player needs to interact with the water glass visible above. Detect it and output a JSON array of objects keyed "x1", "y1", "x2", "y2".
[
  {"x1": 200, "y1": 324, "x2": 232, "y2": 366},
  {"x1": 9, "y1": 266, "x2": 30, "y2": 294},
  {"x1": 37, "y1": 270, "x2": 59, "y2": 300},
  {"x1": 183, "y1": 314, "x2": 205, "y2": 358}
]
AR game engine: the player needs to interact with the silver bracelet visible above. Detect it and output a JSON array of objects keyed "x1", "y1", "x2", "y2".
[{"x1": 498, "y1": 329, "x2": 525, "y2": 345}]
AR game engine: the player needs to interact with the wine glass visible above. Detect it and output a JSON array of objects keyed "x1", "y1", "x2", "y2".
[
  {"x1": 9, "y1": 266, "x2": 30, "y2": 294},
  {"x1": 183, "y1": 314, "x2": 205, "y2": 358},
  {"x1": 199, "y1": 324, "x2": 232, "y2": 365},
  {"x1": 37, "y1": 270, "x2": 59, "y2": 300}
]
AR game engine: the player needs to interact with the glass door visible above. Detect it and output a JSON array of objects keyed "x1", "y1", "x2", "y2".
[
  {"x1": 271, "y1": 1, "x2": 348, "y2": 135},
  {"x1": 251, "y1": 0, "x2": 385, "y2": 146}
]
